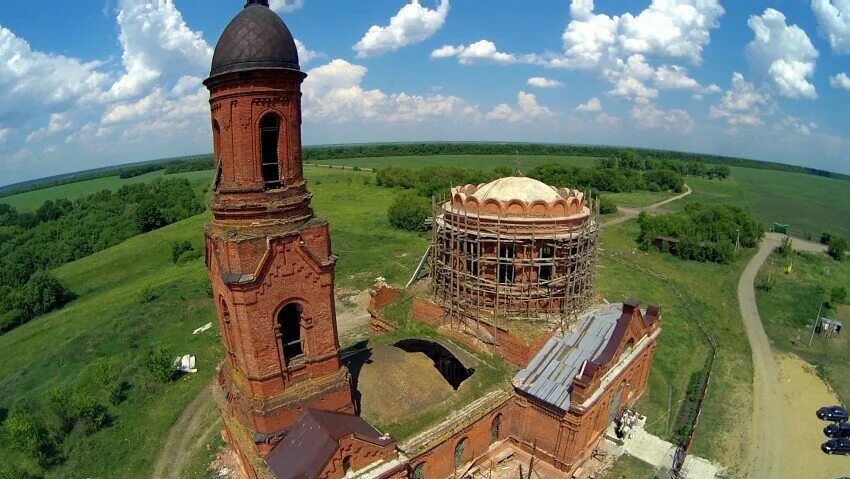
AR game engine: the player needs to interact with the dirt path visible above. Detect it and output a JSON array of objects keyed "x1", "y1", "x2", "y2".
[
  {"x1": 602, "y1": 183, "x2": 692, "y2": 228},
  {"x1": 151, "y1": 383, "x2": 220, "y2": 479},
  {"x1": 739, "y1": 234, "x2": 844, "y2": 479}
]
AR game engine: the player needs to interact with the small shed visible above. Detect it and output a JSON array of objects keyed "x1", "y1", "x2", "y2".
[
  {"x1": 817, "y1": 318, "x2": 843, "y2": 338},
  {"x1": 772, "y1": 223, "x2": 791, "y2": 234}
]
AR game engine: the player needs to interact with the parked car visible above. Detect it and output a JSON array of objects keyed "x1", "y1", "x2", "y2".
[
  {"x1": 825, "y1": 422, "x2": 850, "y2": 438},
  {"x1": 821, "y1": 438, "x2": 850, "y2": 455},
  {"x1": 817, "y1": 406, "x2": 848, "y2": 422}
]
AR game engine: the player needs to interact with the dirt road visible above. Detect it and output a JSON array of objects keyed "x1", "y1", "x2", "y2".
[
  {"x1": 602, "y1": 183, "x2": 692, "y2": 228},
  {"x1": 151, "y1": 384, "x2": 221, "y2": 479},
  {"x1": 739, "y1": 234, "x2": 846, "y2": 479}
]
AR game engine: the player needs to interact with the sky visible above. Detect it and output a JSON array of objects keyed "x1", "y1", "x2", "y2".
[{"x1": 0, "y1": 0, "x2": 849, "y2": 186}]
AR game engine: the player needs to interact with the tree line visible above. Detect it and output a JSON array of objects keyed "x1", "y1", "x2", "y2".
[
  {"x1": 303, "y1": 143, "x2": 847, "y2": 180},
  {"x1": 637, "y1": 203, "x2": 765, "y2": 264},
  {"x1": 0, "y1": 178, "x2": 204, "y2": 334}
]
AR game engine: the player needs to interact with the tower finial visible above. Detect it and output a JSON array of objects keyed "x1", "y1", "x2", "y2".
[{"x1": 245, "y1": 0, "x2": 269, "y2": 7}]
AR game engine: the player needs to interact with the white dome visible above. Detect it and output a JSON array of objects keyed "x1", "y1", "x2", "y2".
[{"x1": 472, "y1": 177, "x2": 561, "y2": 203}]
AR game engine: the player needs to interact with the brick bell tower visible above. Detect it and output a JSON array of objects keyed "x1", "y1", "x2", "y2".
[{"x1": 204, "y1": 0, "x2": 353, "y2": 456}]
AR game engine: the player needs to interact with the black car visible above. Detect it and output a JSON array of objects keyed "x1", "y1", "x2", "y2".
[
  {"x1": 822, "y1": 438, "x2": 850, "y2": 455},
  {"x1": 817, "y1": 406, "x2": 848, "y2": 422},
  {"x1": 825, "y1": 422, "x2": 850, "y2": 438}
]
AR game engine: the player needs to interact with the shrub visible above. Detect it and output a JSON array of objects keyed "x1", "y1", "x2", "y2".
[
  {"x1": 387, "y1": 192, "x2": 430, "y2": 232},
  {"x1": 170, "y1": 241, "x2": 194, "y2": 264},
  {"x1": 69, "y1": 393, "x2": 110, "y2": 434},
  {"x1": 831, "y1": 286, "x2": 848, "y2": 305},
  {"x1": 176, "y1": 248, "x2": 203, "y2": 265},
  {"x1": 827, "y1": 234, "x2": 846, "y2": 261},
  {"x1": 598, "y1": 196, "x2": 618, "y2": 214},
  {"x1": 776, "y1": 236, "x2": 793, "y2": 257},
  {"x1": 144, "y1": 347, "x2": 176, "y2": 382},
  {"x1": 3, "y1": 408, "x2": 47, "y2": 460},
  {"x1": 137, "y1": 284, "x2": 157, "y2": 304},
  {"x1": 821, "y1": 231, "x2": 835, "y2": 245}
]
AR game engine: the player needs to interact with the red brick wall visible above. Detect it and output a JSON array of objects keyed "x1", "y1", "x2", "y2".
[
  {"x1": 412, "y1": 297, "x2": 447, "y2": 326},
  {"x1": 318, "y1": 436, "x2": 397, "y2": 479},
  {"x1": 371, "y1": 285, "x2": 401, "y2": 310}
]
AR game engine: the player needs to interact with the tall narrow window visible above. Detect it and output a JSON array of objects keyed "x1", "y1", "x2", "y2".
[
  {"x1": 454, "y1": 438, "x2": 468, "y2": 469},
  {"x1": 277, "y1": 303, "x2": 303, "y2": 364},
  {"x1": 221, "y1": 298, "x2": 236, "y2": 361},
  {"x1": 490, "y1": 414, "x2": 502, "y2": 444},
  {"x1": 498, "y1": 244, "x2": 515, "y2": 285},
  {"x1": 260, "y1": 115, "x2": 282, "y2": 190},
  {"x1": 465, "y1": 239, "x2": 479, "y2": 276},
  {"x1": 212, "y1": 120, "x2": 222, "y2": 162},
  {"x1": 342, "y1": 456, "x2": 352, "y2": 475},
  {"x1": 412, "y1": 463, "x2": 425, "y2": 479},
  {"x1": 538, "y1": 246, "x2": 554, "y2": 282}
]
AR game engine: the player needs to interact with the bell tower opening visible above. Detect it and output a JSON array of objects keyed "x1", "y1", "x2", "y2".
[
  {"x1": 260, "y1": 114, "x2": 282, "y2": 190},
  {"x1": 278, "y1": 303, "x2": 303, "y2": 364}
]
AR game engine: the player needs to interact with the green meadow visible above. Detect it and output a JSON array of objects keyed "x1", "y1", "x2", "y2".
[{"x1": 1, "y1": 154, "x2": 847, "y2": 476}]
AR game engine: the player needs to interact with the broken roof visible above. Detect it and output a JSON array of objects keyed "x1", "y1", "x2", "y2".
[
  {"x1": 265, "y1": 409, "x2": 393, "y2": 479},
  {"x1": 511, "y1": 303, "x2": 626, "y2": 412}
]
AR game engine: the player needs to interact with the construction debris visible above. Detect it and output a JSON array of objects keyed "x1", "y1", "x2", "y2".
[{"x1": 193, "y1": 322, "x2": 213, "y2": 335}]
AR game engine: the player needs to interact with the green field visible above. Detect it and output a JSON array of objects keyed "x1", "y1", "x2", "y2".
[
  {"x1": 756, "y1": 250, "x2": 850, "y2": 406},
  {"x1": 0, "y1": 168, "x2": 426, "y2": 478},
  {"x1": 671, "y1": 166, "x2": 850, "y2": 239},
  {"x1": 3, "y1": 170, "x2": 214, "y2": 213},
  {"x1": 599, "y1": 222, "x2": 754, "y2": 473},
  {"x1": 4, "y1": 153, "x2": 846, "y2": 476},
  {"x1": 307, "y1": 154, "x2": 599, "y2": 171}
]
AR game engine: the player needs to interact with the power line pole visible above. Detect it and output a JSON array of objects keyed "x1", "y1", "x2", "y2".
[{"x1": 809, "y1": 301, "x2": 824, "y2": 347}]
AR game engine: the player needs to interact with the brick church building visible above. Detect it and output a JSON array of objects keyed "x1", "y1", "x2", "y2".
[{"x1": 203, "y1": 2, "x2": 660, "y2": 479}]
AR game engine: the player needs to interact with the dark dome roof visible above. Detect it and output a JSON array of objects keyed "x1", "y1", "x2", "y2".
[{"x1": 210, "y1": 1, "x2": 300, "y2": 77}]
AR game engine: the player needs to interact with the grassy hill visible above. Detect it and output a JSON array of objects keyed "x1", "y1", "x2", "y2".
[{"x1": 0, "y1": 153, "x2": 841, "y2": 476}]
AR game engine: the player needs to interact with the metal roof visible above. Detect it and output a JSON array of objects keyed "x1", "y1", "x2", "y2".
[
  {"x1": 512, "y1": 304, "x2": 624, "y2": 411},
  {"x1": 210, "y1": 2, "x2": 300, "y2": 77},
  {"x1": 265, "y1": 409, "x2": 393, "y2": 479}
]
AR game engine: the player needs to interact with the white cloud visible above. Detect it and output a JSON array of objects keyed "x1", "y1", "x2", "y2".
[
  {"x1": 527, "y1": 77, "x2": 564, "y2": 88},
  {"x1": 811, "y1": 0, "x2": 850, "y2": 54},
  {"x1": 830, "y1": 72, "x2": 850, "y2": 90},
  {"x1": 0, "y1": 128, "x2": 9, "y2": 143},
  {"x1": 354, "y1": 0, "x2": 450, "y2": 58},
  {"x1": 631, "y1": 102, "x2": 694, "y2": 133},
  {"x1": 776, "y1": 114, "x2": 817, "y2": 136},
  {"x1": 618, "y1": 0, "x2": 725, "y2": 65},
  {"x1": 269, "y1": 0, "x2": 303, "y2": 13},
  {"x1": 654, "y1": 65, "x2": 699, "y2": 89},
  {"x1": 26, "y1": 113, "x2": 73, "y2": 143},
  {"x1": 709, "y1": 73, "x2": 772, "y2": 128},
  {"x1": 431, "y1": 40, "x2": 529, "y2": 65},
  {"x1": 486, "y1": 91, "x2": 554, "y2": 123},
  {"x1": 575, "y1": 97, "x2": 602, "y2": 113},
  {"x1": 746, "y1": 9, "x2": 819, "y2": 100},
  {"x1": 109, "y1": 0, "x2": 212, "y2": 100},
  {"x1": 295, "y1": 38, "x2": 322, "y2": 64},
  {"x1": 0, "y1": 27, "x2": 108, "y2": 123},
  {"x1": 301, "y1": 59, "x2": 476, "y2": 123}
]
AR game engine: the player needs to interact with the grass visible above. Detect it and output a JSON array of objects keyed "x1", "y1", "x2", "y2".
[
  {"x1": 2, "y1": 170, "x2": 213, "y2": 212},
  {"x1": 756, "y1": 250, "x2": 850, "y2": 405},
  {"x1": 606, "y1": 455, "x2": 660, "y2": 478},
  {"x1": 598, "y1": 221, "x2": 754, "y2": 473},
  {"x1": 0, "y1": 167, "x2": 428, "y2": 477},
  {"x1": 670, "y1": 166, "x2": 850, "y2": 239},
  {"x1": 307, "y1": 154, "x2": 599, "y2": 171}
]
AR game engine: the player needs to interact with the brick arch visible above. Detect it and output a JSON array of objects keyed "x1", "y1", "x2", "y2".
[
  {"x1": 529, "y1": 200, "x2": 550, "y2": 216},
  {"x1": 483, "y1": 199, "x2": 502, "y2": 214},
  {"x1": 506, "y1": 200, "x2": 526, "y2": 215},
  {"x1": 273, "y1": 299, "x2": 310, "y2": 366}
]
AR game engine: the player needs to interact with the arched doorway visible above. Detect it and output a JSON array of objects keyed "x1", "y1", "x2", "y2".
[{"x1": 490, "y1": 414, "x2": 502, "y2": 444}]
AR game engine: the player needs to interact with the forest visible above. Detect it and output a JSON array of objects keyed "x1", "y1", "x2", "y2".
[{"x1": 0, "y1": 178, "x2": 204, "y2": 334}]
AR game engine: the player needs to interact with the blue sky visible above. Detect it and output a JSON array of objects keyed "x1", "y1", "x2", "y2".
[{"x1": 0, "y1": 0, "x2": 849, "y2": 186}]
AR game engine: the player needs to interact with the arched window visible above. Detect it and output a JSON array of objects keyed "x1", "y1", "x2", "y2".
[
  {"x1": 220, "y1": 298, "x2": 236, "y2": 361},
  {"x1": 212, "y1": 120, "x2": 223, "y2": 190},
  {"x1": 412, "y1": 462, "x2": 425, "y2": 479},
  {"x1": 453, "y1": 437, "x2": 467, "y2": 469},
  {"x1": 342, "y1": 455, "x2": 352, "y2": 475},
  {"x1": 277, "y1": 303, "x2": 303, "y2": 364},
  {"x1": 538, "y1": 246, "x2": 554, "y2": 282},
  {"x1": 489, "y1": 414, "x2": 502, "y2": 444},
  {"x1": 260, "y1": 114, "x2": 282, "y2": 190}
]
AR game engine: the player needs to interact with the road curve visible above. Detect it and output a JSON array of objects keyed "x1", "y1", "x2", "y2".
[
  {"x1": 602, "y1": 183, "x2": 692, "y2": 228},
  {"x1": 738, "y1": 233, "x2": 827, "y2": 478}
]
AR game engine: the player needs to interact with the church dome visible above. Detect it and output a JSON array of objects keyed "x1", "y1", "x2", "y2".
[
  {"x1": 210, "y1": 0, "x2": 300, "y2": 77},
  {"x1": 471, "y1": 177, "x2": 561, "y2": 203}
]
